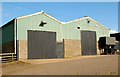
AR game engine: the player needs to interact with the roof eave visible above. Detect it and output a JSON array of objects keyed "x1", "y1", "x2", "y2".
[{"x1": 2, "y1": 19, "x2": 15, "y2": 28}]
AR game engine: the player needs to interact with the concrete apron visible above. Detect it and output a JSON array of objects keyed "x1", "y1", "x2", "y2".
[{"x1": 20, "y1": 55, "x2": 110, "y2": 64}]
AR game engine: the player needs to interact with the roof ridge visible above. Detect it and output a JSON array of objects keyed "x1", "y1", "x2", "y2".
[
  {"x1": 65, "y1": 16, "x2": 110, "y2": 30},
  {"x1": 88, "y1": 17, "x2": 110, "y2": 30},
  {"x1": 65, "y1": 16, "x2": 89, "y2": 24},
  {"x1": 17, "y1": 11, "x2": 43, "y2": 19},
  {"x1": 42, "y1": 12, "x2": 61, "y2": 24}
]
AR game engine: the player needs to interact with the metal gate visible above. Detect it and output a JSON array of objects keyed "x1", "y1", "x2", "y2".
[
  {"x1": 81, "y1": 30, "x2": 97, "y2": 55},
  {"x1": 28, "y1": 30, "x2": 56, "y2": 59},
  {"x1": 56, "y1": 41, "x2": 64, "y2": 58}
]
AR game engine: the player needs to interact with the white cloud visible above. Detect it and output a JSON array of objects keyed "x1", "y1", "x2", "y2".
[
  {"x1": 61, "y1": 22, "x2": 65, "y2": 24},
  {"x1": 110, "y1": 30, "x2": 118, "y2": 34}
]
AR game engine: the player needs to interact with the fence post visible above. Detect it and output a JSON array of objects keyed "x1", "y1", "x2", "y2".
[{"x1": 12, "y1": 53, "x2": 13, "y2": 62}]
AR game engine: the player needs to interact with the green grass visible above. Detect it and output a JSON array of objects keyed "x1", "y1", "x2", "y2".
[
  {"x1": 109, "y1": 72, "x2": 116, "y2": 75},
  {"x1": 76, "y1": 72, "x2": 80, "y2": 75}
]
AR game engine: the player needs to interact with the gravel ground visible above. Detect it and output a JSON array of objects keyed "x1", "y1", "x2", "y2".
[{"x1": 2, "y1": 55, "x2": 118, "y2": 75}]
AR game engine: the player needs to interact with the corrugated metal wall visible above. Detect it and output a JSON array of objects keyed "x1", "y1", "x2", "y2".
[
  {"x1": 1, "y1": 20, "x2": 14, "y2": 53},
  {"x1": 28, "y1": 30, "x2": 56, "y2": 59},
  {"x1": 2, "y1": 20, "x2": 14, "y2": 44},
  {"x1": 17, "y1": 13, "x2": 62, "y2": 41},
  {"x1": 17, "y1": 12, "x2": 109, "y2": 42},
  {"x1": 81, "y1": 30, "x2": 97, "y2": 55},
  {"x1": 62, "y1": 18, "x2": 110, "y2": 41}
]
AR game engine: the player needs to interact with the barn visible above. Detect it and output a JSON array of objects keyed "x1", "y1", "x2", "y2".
[{"x1": 1, "y1": 11, "x2": 110, "y2": 60}]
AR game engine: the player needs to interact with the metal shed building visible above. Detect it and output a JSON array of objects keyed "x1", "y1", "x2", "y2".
[{"x1": 1, "y1": 11, "x2": 110, "y2": 60}]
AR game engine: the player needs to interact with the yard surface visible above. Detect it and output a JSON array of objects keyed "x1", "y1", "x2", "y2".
[{"x1": 2, "y1": 55, "x2": 118, "y2": 75}]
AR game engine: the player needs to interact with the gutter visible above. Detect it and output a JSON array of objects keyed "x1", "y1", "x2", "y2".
[{"x1": 14, "y1": 18, "x2": 17, "y2": 55}]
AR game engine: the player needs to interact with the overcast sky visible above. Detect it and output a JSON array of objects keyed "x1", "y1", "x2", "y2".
[{"x1": 1, "y1": 2, "x2": 118, "y2": 33}]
